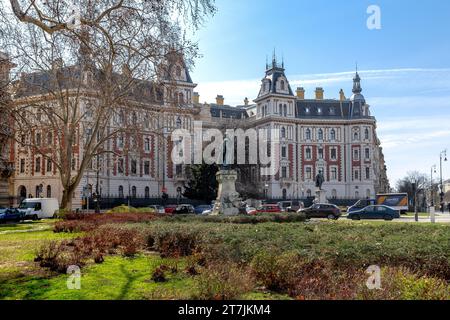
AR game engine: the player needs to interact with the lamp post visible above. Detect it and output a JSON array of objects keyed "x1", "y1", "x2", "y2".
[
  {"x1": 439, "y1": 150, "x2": 447, "y2": 213},
  {"x1": 430, "y1": 164, "x2": 436, "y2": 207}
]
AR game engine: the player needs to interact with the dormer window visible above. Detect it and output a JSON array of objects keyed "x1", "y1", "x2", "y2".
[
  {"x1": 305, "y1": 107, "x2": 310, "y2": 113},
  {"x1": 176, "y1": 65, "x2": 182, "y2": 78},
  {"x1": 317, "y1": 107, "x2": 322, "y2": 114},
  {"x1": 280, "y1": 80, "x2": 285, "y2": 91}
]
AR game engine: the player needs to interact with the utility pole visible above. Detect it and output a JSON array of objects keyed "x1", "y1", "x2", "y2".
[{"x1": 439, "y1": 150, "x2": 447, "y2": 213}]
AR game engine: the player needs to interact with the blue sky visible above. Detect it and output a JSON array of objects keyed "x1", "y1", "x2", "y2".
[{"x1": 189, "y1": 0, "x2": 450, "y2": 186}]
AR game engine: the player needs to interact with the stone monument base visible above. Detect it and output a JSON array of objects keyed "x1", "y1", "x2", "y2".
[
  {"x1": 314, "y1": 189, "x2": 328, "y2": 204},
  {"x1": 211, "y1": 169, "x2": 241, "y2": 215}
]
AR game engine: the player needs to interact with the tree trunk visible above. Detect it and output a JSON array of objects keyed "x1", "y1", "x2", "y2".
[{"x1": 61, "y1": 187, "x2": 74, "y2": 211}]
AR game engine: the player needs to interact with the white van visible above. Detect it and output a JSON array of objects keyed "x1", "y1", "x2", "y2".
[{"x1": 19, "y1": 198, "x2": 60, "y2": 220}]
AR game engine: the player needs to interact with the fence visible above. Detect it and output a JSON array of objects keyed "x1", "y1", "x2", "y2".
[{"x1": 85, "y1": 196, "x2": 209, "y2": 210}]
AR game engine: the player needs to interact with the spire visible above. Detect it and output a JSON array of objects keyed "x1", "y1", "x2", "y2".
[
  {"x1": 266, "y1": 55, "x2": 269, "y2": 70},
  {"x1": 352, "y1": 66, "x2": 362, "y2": 94},
  {"x1": 272, "y1": 48, "x2": 277, "y2": 68},
  {"x1": 282, "y1": 54, "x2": 284, "y2": 69}
]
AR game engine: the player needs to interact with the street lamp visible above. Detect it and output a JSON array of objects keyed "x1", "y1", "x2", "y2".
[
  {"x1": 439, "y1": 150, "x2": 447, "y2": 213},
  {"x1": 430, "y1": 164, "x2": 436, "y2": 207}
]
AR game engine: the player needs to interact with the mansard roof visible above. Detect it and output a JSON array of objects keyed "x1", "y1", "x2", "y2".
[
  {"x1": 210, "y1": 104, "x2": 249, "y2": 119},
  {"x1": 296, "y1": 99, "x2": 372, "y2": 120}
]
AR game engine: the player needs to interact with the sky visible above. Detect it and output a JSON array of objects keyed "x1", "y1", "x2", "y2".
[{"x1": 188, "y1": 0, "x2": 450, "y2": 186}]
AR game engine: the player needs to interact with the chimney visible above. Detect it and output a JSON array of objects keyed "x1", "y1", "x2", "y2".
[
  {"x1": 193, "y1": 92, "x2": 200, "y2": 104},
  {"x1": 315, "y1": 87, "x2": 324, "y2": 100},
  {"x1": 339, "y1": 89, "x2": 346, "y2": 101},
  {"x1": 296, "y1": 87, "x2": 305, "y2": 99},
  {"x1": 216, "y1": 95, "x2": 224, "y2": 106},
  {"x1": 244, "y1": 97, "x2": 249, "y2": 106}
]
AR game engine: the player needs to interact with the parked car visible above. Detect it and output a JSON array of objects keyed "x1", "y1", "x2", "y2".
[
  {"x1": 164, "y1": 205, "x2": 177, "y2": 214},
  {"x1": 246, "y1": 206, "x2": 257, "y2": 215},
  {"x1": 194, "y1": 205, "x2": 213, "y2": 215},
  {"x1": 278, "y1": 201, "x2": 305, "y2": 212},
  {"x1": 255, "y1": 204, "x2": 282, "y2": 214},
  {"x1": 148, "y1": 205, "x2": 165, "y2": 214},
  {"x1": 18, "y1": 198, "x2": 59, "y2": 220},
  {"x1": 347, "y1": 205, "x2": 400, "y2": 221},
  {"x1": 0, "y1": 208, "x2": 25, "y2": 223},
  {"x1": 298, "y1": 203, "x2": 341, "y2": 220},
  {"x1": 173, "y1": 204, "x2": 195, "y2": 215}
]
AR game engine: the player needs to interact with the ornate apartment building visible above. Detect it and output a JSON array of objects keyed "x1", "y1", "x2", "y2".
[{"x1": 5, "y1": 53, "x2": 389, "y2": 207}]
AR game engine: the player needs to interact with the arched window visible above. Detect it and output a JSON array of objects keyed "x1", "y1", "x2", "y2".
[
  {"x1": 47, "y1": 132, "x2": 53, "y2": 145},
  {"x1": 46, "y1": 185, "x2": 52, "y2": 198},
  {"x1": 132, "y1": 112, "x2": 137, "y2": 125},
  {"x1": 318, "y1": 129, "x2": 324, "y2": 141},
  {"x1": 305, "y1": 148, "x2": 312, "y2": 160},
  {"x1": 145, "y1": 187, "x2": 150, "y2": 199},
  {"x1": 365, "y1": 128, "x2": 370, "y2": 140},
  {"x1": 118, "y1": 186, "x2": 124, "y2": 198},
  {"x1": 281, "y1": 127, "x2": 286, "y2": 139},
  {"x1": 283, "y1": 104, "x2": 287, "y2": 117},
  {"x1": 279, "y1": 104, "x2": 283, "y2": 115},
  {"x1": 131, "y1": 186, "x2": 137, "y2": 198},
  {"x1": 176, "y1": 116, "x2": 182, "y2": 128},
  {"x1": 280, "y1": 80, "x2": 285, "y2": 91},
  {"x1": 282, "y1": 189, "x2": 287, "y2": 200},
  {"x1": 330, "y1": 129, "x2": 336, "y2": 141},
  {"x1": 354, "y1": 132, "x2": 359, "y2": 140},
  {"x1": 305, "y1": 129, "x2": 311, "y2": 140},
  {"x1": 35, "y1": 185, "x2": 42, "y2": 198}
]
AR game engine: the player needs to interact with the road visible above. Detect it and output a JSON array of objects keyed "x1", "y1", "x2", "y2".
[{"x1": 396, "y1": 214, "x2": 450, "y2": 224}]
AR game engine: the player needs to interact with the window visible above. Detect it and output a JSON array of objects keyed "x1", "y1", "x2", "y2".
[
  {"x1": 118, "y1": 158, "x2": 124, "y2": 174},
  {"x1": 354, "y1": 170, "x2": 359, "y2": 180},
  {"x1": 145, "y1": 187, "x2": 150, "y2": 199},
  {"x1": 35, "y1": 157, "x2": 41, "y2": 173},
  {"x1": 46, "y1": 185, "x2": 52, "y2": 198},
  {"x1": 176, "y1": 116, "x2": 182, "y2": 128},
  {"x1": 365, "y1": 128, "x2": 370, "y2": 140},
  {"x1": 305, "y1": 148, "x2": 312, "y2": 160},
  {"x1": 20, "y1": 134, "x2": 26, "y2": 146},
  {"x1": 305, "y1": 167, "x2": 312, "y2": 180},
  {"x1": 330, "y1": 107, "x2": 336, "y2": 115},
  {"x1": 318, "y1": 148, "x2": 324, "y2": 159},
  {"x1": 132, "y1": 112, "x2": 138, "y2": 125},
  {"x1": 282, "y1": 189, "x2": 287, "y2": 200},
  {"x1": 330, "y1": 129, "x2": 336, "y2": 141},
  {"x1": 283, "y1": 104, "x2": 287, "y2": 117},
  {"x1": 176, "y1": 66, "x2": 182, "y2": 77},
  {"x1": 178, "y1": 93, "x2": 184, "y2": 104},
  {"x1": 281, "y1": 127, "x2": 286, "y2": 139},
  {"x1": 71, "y1": 158, "x2": 76, "y2": 171},
  {"x1": 118, "y1": 134, "x2": 124, "y2": 149},
  {"x1": 20, "y1": 159, "x2": 25, "y2": 173},
  {"x1": 144, "y1": 161, "x2": 150, "y2": 175},
  {"x1": 47, "y1": 132, "x2": 53, "y2": 145},
  {"x1": 353, "y1": 132, "x2": 359, "y2": 140},
  {"x1": 281, "y1": 146, "x2": 287, "y2": 158},
  {"x1": 131, "y1": 159, "x2": 137, "y2": 175},
  {"x1": 365, "y1": 148, "x2": 370, "y2": 160},
  {"x1": 35, "y1": 185, "x2": 41, "y2": 198},
  {"x1": 36, "y1": 111, "x2": 42, "y2": 121},
  {"x1": 365, "y1": 167, "x2": 370, "y2": 180},
  {"x1": 144, "y1": 138, "x2": 151, "y2": 152},
  {"x1": 46, "y1": 159, "x2": 52, "y2": 173},
  {"x1": 118, "y1": 186, "x2": 124, "y2": 198},
  {"x1": 332, "y1": 189, "x2": 337, "y2": 199},
  {"x1": 280, "y1": 80, "x2": 285, "y2": 91},
  {"x1": 330, "y1": 148, "x2": 337, "y2": 160},
  {"x1": 35, "y1": 133, "x2": 41, "y2": 146},
  {"x1": 281, "y1": 167, "x2": 287, "y2": 178},
  {"x1": 318, "y1": 129, "x2": 323, "y2": 141},
  {"x1": 131, "y1": 186, "x2": 137, "y2": 198},
  {"x1": 354, "y1": 149, "x2": 360, "y2": 161},
  {"x1": 331, "y1": 167, "x2": 338, "y2": 180},
  {"x1": 305, "y1": 129, "x2": 311, "y2": 140},
  {"x1": 176, "y1": 164, "x2": 183, "y2": 176}
]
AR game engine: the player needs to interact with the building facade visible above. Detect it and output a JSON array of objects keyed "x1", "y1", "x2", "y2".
[{"x1": 8, "y1": 54, "x2": 389, "y2": 207}]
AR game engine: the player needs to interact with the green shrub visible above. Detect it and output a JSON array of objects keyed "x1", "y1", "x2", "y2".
[{"x1": 106, "y1": 205, "x2": 155, "y2": 214}]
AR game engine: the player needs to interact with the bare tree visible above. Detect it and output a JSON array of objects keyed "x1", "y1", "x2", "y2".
[{"x1": 0, "y1": 0, "x2": 216, "y2": 210}]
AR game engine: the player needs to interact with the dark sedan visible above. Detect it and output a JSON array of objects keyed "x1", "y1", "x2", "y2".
[
  {"x1": 194, "y1": 205, "x2": 213, "y2": 215},
  {"x1": 298, "y1": 203, "x2": 341, "y2": 220},
  {"x1": 347, "y1": 205, "x2": 400, "y2": 221},
  {"x1": 173, "y1": 204, "x2": 195, "y2": 215}
]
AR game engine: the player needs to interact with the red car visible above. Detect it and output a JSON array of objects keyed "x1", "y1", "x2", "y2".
[
  {"x1": 164, "y1": 205, "x2": 177, "y2": 214},
  {"x1": 255, "y1": 204, "x2": 282, "y2": 214}
]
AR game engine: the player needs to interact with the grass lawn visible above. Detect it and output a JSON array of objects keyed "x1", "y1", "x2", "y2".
[{"x1": 0, "y1": 217, "x2": 449, "y2": 300}]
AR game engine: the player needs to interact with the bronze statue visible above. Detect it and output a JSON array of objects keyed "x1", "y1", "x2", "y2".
[{"x1": 315, "y1": 170, "x2": 324, "y2": 190}]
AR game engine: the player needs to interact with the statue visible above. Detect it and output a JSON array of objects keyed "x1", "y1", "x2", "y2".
[
  {"x1": 315, "y1": 170, "x2": 324, "y2": 190},
  {"x1": 220, "y1": 133, "x2": 231, "y2": 170}
]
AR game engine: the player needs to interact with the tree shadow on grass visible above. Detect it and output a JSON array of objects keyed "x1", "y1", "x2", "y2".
[{"x1": 116, "y1": 262, "x2": 141, "y2": 300}]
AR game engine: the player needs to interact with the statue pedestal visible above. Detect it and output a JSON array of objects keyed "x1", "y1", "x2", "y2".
[
  {"x1": 212, "y1": 169, "x2": 241, "y2": 215},
  {"x1": 314, "y1": 189, "x2": 328, "y2": 204}
]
